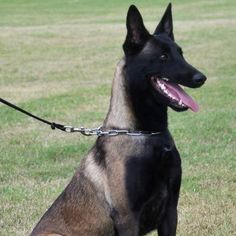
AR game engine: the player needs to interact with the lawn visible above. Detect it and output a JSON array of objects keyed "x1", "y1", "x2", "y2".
[{"x1": 0, "y1": 0, "x2": 235, "y2": 235}]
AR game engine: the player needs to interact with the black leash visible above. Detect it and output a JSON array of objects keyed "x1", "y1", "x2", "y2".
[
  {"x1": 0, "y1": 97, "x2": 162, "y2": 136},
  {"x1": 0, "y1": 97, "x2": 69, "y2": 132}
]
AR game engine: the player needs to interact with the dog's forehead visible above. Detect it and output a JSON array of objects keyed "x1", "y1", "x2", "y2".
[{"x1": 142, "y1": 34, "x2": 176, "y2": 55}]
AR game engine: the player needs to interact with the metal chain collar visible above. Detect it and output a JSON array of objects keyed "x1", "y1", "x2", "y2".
[{"x1": 63, "y1": 126, "x2": 162, "y2": 137}]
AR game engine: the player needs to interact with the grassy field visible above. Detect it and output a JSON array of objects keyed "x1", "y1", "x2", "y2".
[{"x1": 0, "y1": 0, "x2": 235, "y2": 235}]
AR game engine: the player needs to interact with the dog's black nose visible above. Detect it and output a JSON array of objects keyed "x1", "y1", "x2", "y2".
[{"x1": 192, "y1": 73, "x2": 207, "y2": 86}]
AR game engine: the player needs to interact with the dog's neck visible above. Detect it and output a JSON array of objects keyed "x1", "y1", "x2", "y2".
[
  {"x1": 104, "y1": 58, "x2": 168, "y2": 132},
  {"x1": 104, "y1": 59, "x2": 137, "y2": 130}
]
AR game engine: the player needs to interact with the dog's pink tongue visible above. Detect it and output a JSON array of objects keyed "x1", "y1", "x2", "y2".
[{"x1": 164, "y1": 82, "x2": 199, "y2": 112}]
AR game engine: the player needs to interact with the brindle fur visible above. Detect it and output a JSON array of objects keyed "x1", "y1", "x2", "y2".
[{"x1": 31, "y1": 4, "x2": 206, "y2": 236}]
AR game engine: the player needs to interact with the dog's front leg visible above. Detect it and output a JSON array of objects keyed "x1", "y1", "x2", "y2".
[
  {"x1": 157, "y1": 206, "x2": 177, "y2": 236},
  {"x1": 105, "y1": 164, "x2": 139, "y2": 236},
  {"x1": 110, "y1": 208, "x2": 139, "y2": 236},
  {"x1": 157, "y1": 149, "x2": 181, "y2": 236}
]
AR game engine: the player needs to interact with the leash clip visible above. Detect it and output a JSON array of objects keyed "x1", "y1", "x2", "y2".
[
  {"x1": 79, "y1": 126, "x2": 101, "y2": 136},
  {"x1": 64, "y1": 126, "x2": 74, "y2": 133}
]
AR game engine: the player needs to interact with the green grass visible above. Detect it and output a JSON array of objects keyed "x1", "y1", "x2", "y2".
[{"x1": 0, "y1": 0, "x2": 235, "y2": 235}]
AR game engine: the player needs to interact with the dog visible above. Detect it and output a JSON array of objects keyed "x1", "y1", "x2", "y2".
[{"x1": 31, "y1": 3, "x2": 206, "y2": 236}]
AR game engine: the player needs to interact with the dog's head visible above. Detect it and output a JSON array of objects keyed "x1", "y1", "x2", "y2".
[{"x1": 123, "y1": 4, "x2": 206, "y2": 112}]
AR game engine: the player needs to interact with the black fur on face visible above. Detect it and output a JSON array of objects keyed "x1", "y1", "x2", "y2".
[{"x1": 123, "y1": 4, "x2": 207, "y2": 120}]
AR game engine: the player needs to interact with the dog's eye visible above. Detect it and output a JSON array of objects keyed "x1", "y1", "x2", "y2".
[{"x1": 159, "y1": 54, "x2": 168, "y2": 62}]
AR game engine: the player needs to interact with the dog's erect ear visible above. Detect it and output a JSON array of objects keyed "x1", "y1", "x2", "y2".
[
  {"x1": 154, "y1": 3, "x2": 174, "y2": 40},
  {"x1": 123, "y1": 5, "x2": 150, "y2": 55}
]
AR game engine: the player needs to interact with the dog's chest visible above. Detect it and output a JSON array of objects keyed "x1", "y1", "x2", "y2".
[
  {"x1": 111, "y1": 135, "x2": 181, "y2": 231},
  {"x1": 95, "y1": 134, "x2": 181, "y2": 233},
  {"x1": 139, "y1": 145, "x2": 181, "y2": 224},
  {"x1": 124, "y1": 139, "x2": 180, "y2": 200}
]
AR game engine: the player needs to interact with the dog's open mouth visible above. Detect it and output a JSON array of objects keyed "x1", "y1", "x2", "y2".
[{"x1": 151, "y1": 76, "x2": 199, "y2": 112}]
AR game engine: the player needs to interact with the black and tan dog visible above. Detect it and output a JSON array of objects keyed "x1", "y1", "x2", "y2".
[{"x1": 31, "y1": 4, "x2": 206, "y2": 236}]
